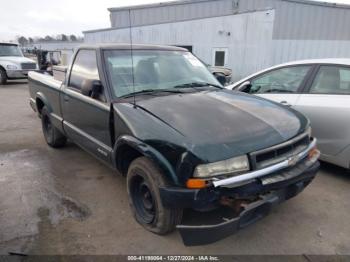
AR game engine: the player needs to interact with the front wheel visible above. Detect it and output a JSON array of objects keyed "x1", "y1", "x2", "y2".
[
  {"x1": 0, "y1": 68, "x2": 7, "y2": 85},
  {"x1": 127, "y1": 157, "x2": 183, "y2": 235},
  {"x1": 41, "y1": 106, "x2": 67, "y2": 148}
]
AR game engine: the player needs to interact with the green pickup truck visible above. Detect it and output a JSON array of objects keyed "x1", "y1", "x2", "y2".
[{"x1": 28, "y1": 44, "x2": 320, "y2": 246}]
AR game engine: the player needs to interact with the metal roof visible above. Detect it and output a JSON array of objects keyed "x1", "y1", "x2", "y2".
[
  {"x1": 108, "y1": 0, "x2": 208, "y2": 11},
  {"x1": 0, "y1": 42, "x2": 18, "y2": 46},
  {"x1": 108, "y1": 0, "x2": 350, "y2": 12}
]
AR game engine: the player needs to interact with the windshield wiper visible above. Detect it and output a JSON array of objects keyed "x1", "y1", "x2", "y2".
[
  {"x1": 173, "y1": 82, "x2": 223, "y2": 89},
  {"x1": 121, "y1": 89, "x2": 185, "y2": 98}
]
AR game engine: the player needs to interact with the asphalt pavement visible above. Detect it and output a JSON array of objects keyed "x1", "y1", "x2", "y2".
[{"x1": 0, "y1": 81, "x2": 349, "y2": 255}]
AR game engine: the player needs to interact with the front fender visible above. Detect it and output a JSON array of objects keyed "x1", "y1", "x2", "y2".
[{"x1": 112, "y1": 135, "x2": 180, "y2": 185}]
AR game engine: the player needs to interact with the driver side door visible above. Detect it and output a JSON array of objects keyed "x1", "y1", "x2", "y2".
[
  {"x1": 61, "y1": 49, "x2": 112, "y2": 163},
  {"x1": 244, "y1": 65, "x2": 315, "y2": 107}
]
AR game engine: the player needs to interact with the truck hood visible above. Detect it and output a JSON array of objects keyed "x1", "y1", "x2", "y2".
[
  {"x1": 0, "y1": 56, "x2": 36, "y2": 64},
  {"x1": 133, "y1": 90, "x2": 307, "y2": 162}
]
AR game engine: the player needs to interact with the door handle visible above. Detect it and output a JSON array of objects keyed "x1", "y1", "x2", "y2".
[
  {"x1": 280, "y1": 101, "x2": 291, "y2": 107},
  {"x1": 63, "y1": 95, "x2": 69, "y2": 102}
]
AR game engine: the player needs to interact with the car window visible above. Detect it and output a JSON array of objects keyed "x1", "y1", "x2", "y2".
[
  {"x1": 69, "y1": 50, "x2": 99, "y2": 90},
  {"x1": 249, "y1": 66, "x2": 311, "y2": 94},
  {"x1": 310, "y1": 66, "x2": 350, "y2": 95}
]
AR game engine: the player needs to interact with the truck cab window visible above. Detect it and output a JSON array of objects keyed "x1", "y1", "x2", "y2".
[{"x1": 69, "y1": 50, "x2": 100, "y2": 91}]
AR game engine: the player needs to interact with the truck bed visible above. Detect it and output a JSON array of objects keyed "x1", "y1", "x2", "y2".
[
  {"x1": 29, "y1": 71, "x2": 62, "y2": 90},
  {"x1": 28, "y1": 71, "x2": 64, "y2": 131}
]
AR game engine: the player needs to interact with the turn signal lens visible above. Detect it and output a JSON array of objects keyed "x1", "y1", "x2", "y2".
[
  {"x1": 307, "y1": 147, "x2": 320, "y2": 165},
  {"x1": 186, "y1": 179, "x2": 207, "y2": 189}
]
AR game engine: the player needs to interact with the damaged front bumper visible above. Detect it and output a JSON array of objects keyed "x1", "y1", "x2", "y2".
[
  {"x1": 177, "y1": 177, "x2": 315, "y2": 246},
  {"x1": 160, "y1": 147, "x2": 320, "y2": 246}
]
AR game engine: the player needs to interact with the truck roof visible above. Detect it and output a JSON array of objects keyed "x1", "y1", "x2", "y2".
[
  {"x1": 0, "y1": 42, "x2": 18, "y2": 46},
  {"x1": 79, "y1": 43, "x2": 188, "y2": 52}
]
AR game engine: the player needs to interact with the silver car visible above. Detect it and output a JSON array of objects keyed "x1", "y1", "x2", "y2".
[{"x1": 228, "y1": 59, "x2": 350, "y2": 170}]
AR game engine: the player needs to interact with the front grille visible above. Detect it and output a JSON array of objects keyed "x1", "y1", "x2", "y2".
[
  {"x1": 250, "y1": 133, "x2": 310, "y2": 170},
  {"x1": 21, "y1": 63, "x2": 36, "y2": 70}
]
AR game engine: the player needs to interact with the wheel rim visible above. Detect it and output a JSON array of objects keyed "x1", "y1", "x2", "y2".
[{"x1": 130, "y1": 176, "x2": 156, "y2": 224}]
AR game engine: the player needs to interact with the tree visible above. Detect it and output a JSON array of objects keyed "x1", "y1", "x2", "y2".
[
  {"x1": 70, "y1": 34, "x2": 77, "y2": 41},
  {"x1": 61, "y1": 34, "x2": 68, "y2": 41},
  {"x1": 17, "y1": 36, "x2": 28, "y2": 46},
  {"x1": 44, "y1": 35, "x2": 54, "y2": 41},
  {"x1": 28, "y1": 37, "x2": 34, "y2": 44}
]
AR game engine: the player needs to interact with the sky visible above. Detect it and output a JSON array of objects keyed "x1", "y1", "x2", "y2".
[{"x1": 0, "y1": 0, "x2": 350, "y2": 42}]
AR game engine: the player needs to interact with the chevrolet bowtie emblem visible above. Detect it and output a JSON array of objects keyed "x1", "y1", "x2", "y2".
[{"x1": 287, "y1": 155, "x2": 299, "y2": 166}]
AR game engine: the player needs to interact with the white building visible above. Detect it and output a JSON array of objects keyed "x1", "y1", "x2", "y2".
[{"x1": 84, "y1": 0, "x2": 350, "y2": 81}]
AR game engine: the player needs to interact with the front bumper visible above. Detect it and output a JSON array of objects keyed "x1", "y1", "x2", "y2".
[
  {"x1": 6, "y1": 70, "x2": 37, "y2": 79},
  {"x1": 160, "y1": 158, "x2": 319, "y2": 246},
  {"x1": 177, "y1": 185, "x2": 304, "y2": 246}
]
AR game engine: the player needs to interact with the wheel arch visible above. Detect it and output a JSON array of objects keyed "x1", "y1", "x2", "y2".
[
  {"x1": 0, "y1": 65, "x2": 8, "y2": 83},
  {"x1": 113, "y1": 135, "x2": 179, "y2": 186},
  {"x1": 35, "y1": 92, "x2": 52, "y2": 115},
  {"x1": 0, "y1": 65, "x2": 7, "y2": 73}
]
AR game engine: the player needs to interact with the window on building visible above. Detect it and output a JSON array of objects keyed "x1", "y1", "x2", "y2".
[{"x1": 213, "y1": 48, "x2": 228, "y2": 67}]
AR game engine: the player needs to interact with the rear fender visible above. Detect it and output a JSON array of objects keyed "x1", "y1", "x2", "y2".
[
  {"x1": 35, "y1": 92, "x2": 64, "y2": 133},
  {"x1": 35, "y1": 92, "x2": 53, "y2": 114}
]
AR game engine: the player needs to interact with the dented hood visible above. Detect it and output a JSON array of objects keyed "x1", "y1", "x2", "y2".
[{"x1": 132, "y1": 90, "x2": 307, "y2": 162}]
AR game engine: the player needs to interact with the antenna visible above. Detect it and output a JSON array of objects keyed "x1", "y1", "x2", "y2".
[{"x1": 128, "y1": 8, "x2": 136, "y2": 107}]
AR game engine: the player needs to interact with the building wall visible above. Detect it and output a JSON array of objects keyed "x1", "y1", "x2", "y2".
[
  {"x1": 29, "y1": 41, "x2": 82, "y2": 51},
  {"x1": 85, "y1": 10, "x2": 275, "y2": 80},
  {"x1": 109, "y1": 0, "x2": 239, "y2": 28},
  {"x1": 272, "y1": 0, "x2": 350, "y2": 40},
  {"x1": 85, "y1": 0, "x2": 350, "y2": 81}
]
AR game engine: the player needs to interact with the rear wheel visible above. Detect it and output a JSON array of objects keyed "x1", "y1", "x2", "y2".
[
  {"x1": 41, "y1": 106, "x2": 67, "y2": 148},
  {"x1": 127, "y1": 157, "x2": 182, "y2": 235},
  {"x1": 0, "y1": 68, "x2": 7, "y2": 85}
]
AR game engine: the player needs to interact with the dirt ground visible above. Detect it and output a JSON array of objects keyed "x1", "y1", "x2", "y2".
[{"x1": 0, "y1": 81, "x2": 350, "y2": 255}]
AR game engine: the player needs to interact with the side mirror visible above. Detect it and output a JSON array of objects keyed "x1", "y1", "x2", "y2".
[
  {"x1": 214, "y1": 73, "x2": 227, "y2": 86},
  {"x1": 81, "y1": 79, "x2": 103, "y2": 98},
  {"x1": 237, "y1": 81, "x2": 252, "y2": 93}
]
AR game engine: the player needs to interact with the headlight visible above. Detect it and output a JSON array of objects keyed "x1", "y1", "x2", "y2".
[
  {"x1": 193, "y1": 155, "x2": 250, "y2": 178},
  {"x1": 6, "y1": 65, "x2": 17, "y2": 70}
]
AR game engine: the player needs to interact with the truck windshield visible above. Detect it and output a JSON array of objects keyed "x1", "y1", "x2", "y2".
[
  {"x1": 0, "y1": 44, "x2": 23, "y2": 57},
  {"x1": 104, "y1": 50, "x2": 222, "y2": 98}
]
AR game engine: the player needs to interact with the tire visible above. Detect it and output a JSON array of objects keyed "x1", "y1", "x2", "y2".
[
  {"x1": 0, "y1": 68, "x2": 7, "y2": 85},
  {"x1": 127, "y1": 157, "x2": 183, "y2": 235},
  {"x1": 41, "y1": 106, "x2": 67, "y2": 148}
]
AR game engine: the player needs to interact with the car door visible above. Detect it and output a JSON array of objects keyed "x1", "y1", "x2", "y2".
[
  {"x1": 61, "y1": 49, "x2": 113, "y2": 163},
  {"x1": 294, "y1": 65, "x2": 350, "y2": 168},
  {"x1": 242, "y1": 65, "x2": 315, "y2": 107}
]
